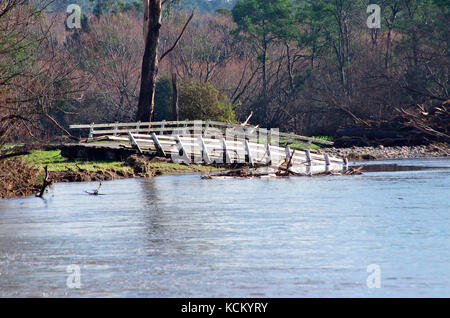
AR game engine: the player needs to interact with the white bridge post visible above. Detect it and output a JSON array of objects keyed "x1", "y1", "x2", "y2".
[
  {"x1": 221, "y1": 138, "x2": 231, "y2": 164},
  {"x1": 305, "y1": 150, "x2": 312, "y2": 175},
  {"x1": 151, "y1": 133, "x2": 166, "y2": 157},
  {"x1": 198, "y1": 136, "x2": 212, "y2": 164},
  {"x1": 324, "y1": 154, "x2": 331, "y2": 173},
  {"x1": 175, "y1": 135, "x2": 190, "y2": 164},
  {"x1": 128, "y1": 131, "x2": 142, "y2": 154},
  {"x1": 88, "y1": 123, "x2": 94, "y2": 139},
  {"x1": 244, "y1": 139, "x2": 254, "y2": 166}
]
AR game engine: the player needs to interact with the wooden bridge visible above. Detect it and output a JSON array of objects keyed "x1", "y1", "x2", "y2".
[{"x1": 69, "y1": 120, "x2": 347, "y2": 175}]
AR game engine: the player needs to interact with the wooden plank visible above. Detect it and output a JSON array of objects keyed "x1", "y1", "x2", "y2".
[
  {"x1": 110, "y1": 133, "x2": 341, "y2": 165},
  {"x1": 159, "y1": 120, "x2": 165, "y2": 135},
  {"x1": 151, "y1": 133, "x2": 166, "y2": 157},
  {"x1": 244, "y1": 139, "x2": 254, "y2": 166},
  {"x1": 221, "y1": 138, "x2": 232, "y2": 164},
  {"x1": 88, "y1": 123, "x2": 94, "y2": 139},
  {"x1": 174, "y1": 135, "x2": 190, "y2": 164},
  {"x1": 71, "y1": 120, "x2": 334, "y2": 145},
  {"x1": 198, "y1": 136, "x2": 212, "y2": 164},
  {"x1": 286, "y1": 149, "x2": 295, "y2": 171},
  {"x1": 113, "y1": 122, "x2": 119, "y2": 137},
  {"x1": 70, "y1": 120, "x2": 201, "y2": 129},
  {"x1": 91, "y1": 126, "x2": 198, "y2": 135},
  {"x1": 135, "y1": 121, "x2": 141, "y2": 134},
  {"x1": 266, "y1": 143, "x2": 272, "y2": 165},
  {"x1": 135, "y1": 134, "x2": 328, "y2": 163},
  {"x1": 285, "y1": 146, "x2": 292, "y2": 161},
  {"x1": 80, "y1": 135, "x2": 344, "y2": 170},
  {"x1": 324, "y1": 154, "x2": 331, "y2": 173},
  {"x1": 305, "y1": 150, "x2": 312, "y2": 165},
  {"x1": 128, "y1": 132, "x2": 142, "y2": 154}
]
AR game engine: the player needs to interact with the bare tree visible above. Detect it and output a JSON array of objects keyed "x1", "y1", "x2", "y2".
[{"x1": 136, "y1": 0, "x2": 193, "y2": 122}]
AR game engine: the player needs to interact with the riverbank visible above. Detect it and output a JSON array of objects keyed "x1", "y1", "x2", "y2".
[
  {"x1": 322, "y1": 143, "x2": 449, "y2": 161},
  {"x1": 0, "y1": 150, "x2": 220, "y2": 199},
  {"x1": 1, "y1": 143, "x2": 449, "y2": 199}
]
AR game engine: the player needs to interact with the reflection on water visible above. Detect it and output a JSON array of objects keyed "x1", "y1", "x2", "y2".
[
  {"x1": 359, "y1": 164, "x2": 448, "y2": 173},
  {"x1": 0, "y1": 158, "x2": 449, "y2": 297}
]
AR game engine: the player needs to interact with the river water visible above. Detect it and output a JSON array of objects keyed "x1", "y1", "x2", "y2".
[{"x1": 0, "y1": 158, "x2": 449, "y2": 297}]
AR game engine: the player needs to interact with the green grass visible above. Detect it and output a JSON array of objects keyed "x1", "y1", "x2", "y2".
[
  {"x1": 313, "y1": 136, "x2": 333, "y2": 141},
  {"x1": 288, "y1": 142, "x2": 321, "y2": 150},
  {"x1": 22, "y1": 150, "x2": 133, "y2": 173},
  {"x1": 20, "y1": 150, "x2": 218, "y2": 176},
  {"x1": 148, "y1": 161, "x2": 220, "y2": 174},
  {"x1": 249, "y1": 136, "x2": 320, "y2": 149}
]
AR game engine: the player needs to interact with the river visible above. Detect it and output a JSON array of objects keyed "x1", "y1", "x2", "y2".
[{"x1": 0, "y1": 158, "x2": 449, "y2": 297}]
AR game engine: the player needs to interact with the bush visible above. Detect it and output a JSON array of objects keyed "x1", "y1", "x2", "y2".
[{"x1": 179, "y1": 79, "x2": 235, "y2": 122}]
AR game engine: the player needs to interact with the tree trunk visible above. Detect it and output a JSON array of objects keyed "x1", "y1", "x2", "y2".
[
  {"x1": 171, "y1": 72, "x2": 179, "y2": 121},
  {"x1": 262, "y1": 35, "x2": 269, "y2": 127},
  {"x1": 285, "y1": 42, "x2": 294, "y2": 94},
  {"x1": 136, "y1": 0, "x2": 162, "y2": 122}
]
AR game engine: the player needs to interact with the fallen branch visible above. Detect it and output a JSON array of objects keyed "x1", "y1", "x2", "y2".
[
  {"x1": 44, "y1": 113, "x2": 80, "y2": 141},
  {"x1": 240, "y1": 111, "x2": 253, "y2": 126},
  {"x1": 85, "y1": 182, "x2": 104, "y2": 196},
  {"x1": 36, "y1": 165, "x2": 51, "y2": 198}
]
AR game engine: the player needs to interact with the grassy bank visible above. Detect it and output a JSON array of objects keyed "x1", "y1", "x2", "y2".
[
  {"x1": 0, "y1": 150, "x2": 220, "y2": 199},
  {"x1": 22, "y1": 150, "x2": 219, "y2": 177},
  {"x1": 252, "y1": 135, "x2": 331, "y2": 150},
  {"x1": 22, "y1": 150, "x2": 133, "y2": 174}
]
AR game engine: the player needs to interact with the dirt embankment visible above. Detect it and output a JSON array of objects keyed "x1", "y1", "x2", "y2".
[
  {"x1": 0, "y1": 155, "x2": 219, "y2": 199},
  {"x1": 50, "y1": 155, "x2": 219, "y2": 183}
]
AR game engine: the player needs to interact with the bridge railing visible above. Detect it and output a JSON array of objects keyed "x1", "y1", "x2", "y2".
[
  {"x1": 69, "y1": 120, "x2": 334, "y2": 147},
  {"x1": 109, "y1": 132, "x2": 344, "y2": 168}
]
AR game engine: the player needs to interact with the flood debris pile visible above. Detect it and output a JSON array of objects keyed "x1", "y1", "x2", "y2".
[
  {"x1": 0, "y1": 158, "x2": 42, "y2": 199},
  {"x1": 396, "y1": 102, "x2": 450, "y2": 143},
  {"x1": 333, "y1": 101, "x2": 450, "y2": 148},
  {"x1": 202, "y1": 164, "x2": 363, "y2": 179}
]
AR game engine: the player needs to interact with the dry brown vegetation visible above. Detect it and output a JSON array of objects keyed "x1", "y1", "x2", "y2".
[
  {"x1": 0, "y1": 158, "x2": 42, "y2": 198},
  {"x1": 0, "y1": 1, "x2": 448, "y2": 147}
]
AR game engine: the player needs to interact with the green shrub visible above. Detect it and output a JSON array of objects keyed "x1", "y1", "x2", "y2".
[
  {"x1": 154, "y1": 77, "x2": 173, "y2": 121},
  {"x1": 179, "y1": 79, "x2": 235, "y2": 122}
]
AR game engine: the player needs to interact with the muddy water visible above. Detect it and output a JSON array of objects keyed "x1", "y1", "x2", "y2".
[{"x1": 0, "y1": 158, "x2": 449, "y2": 297}]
